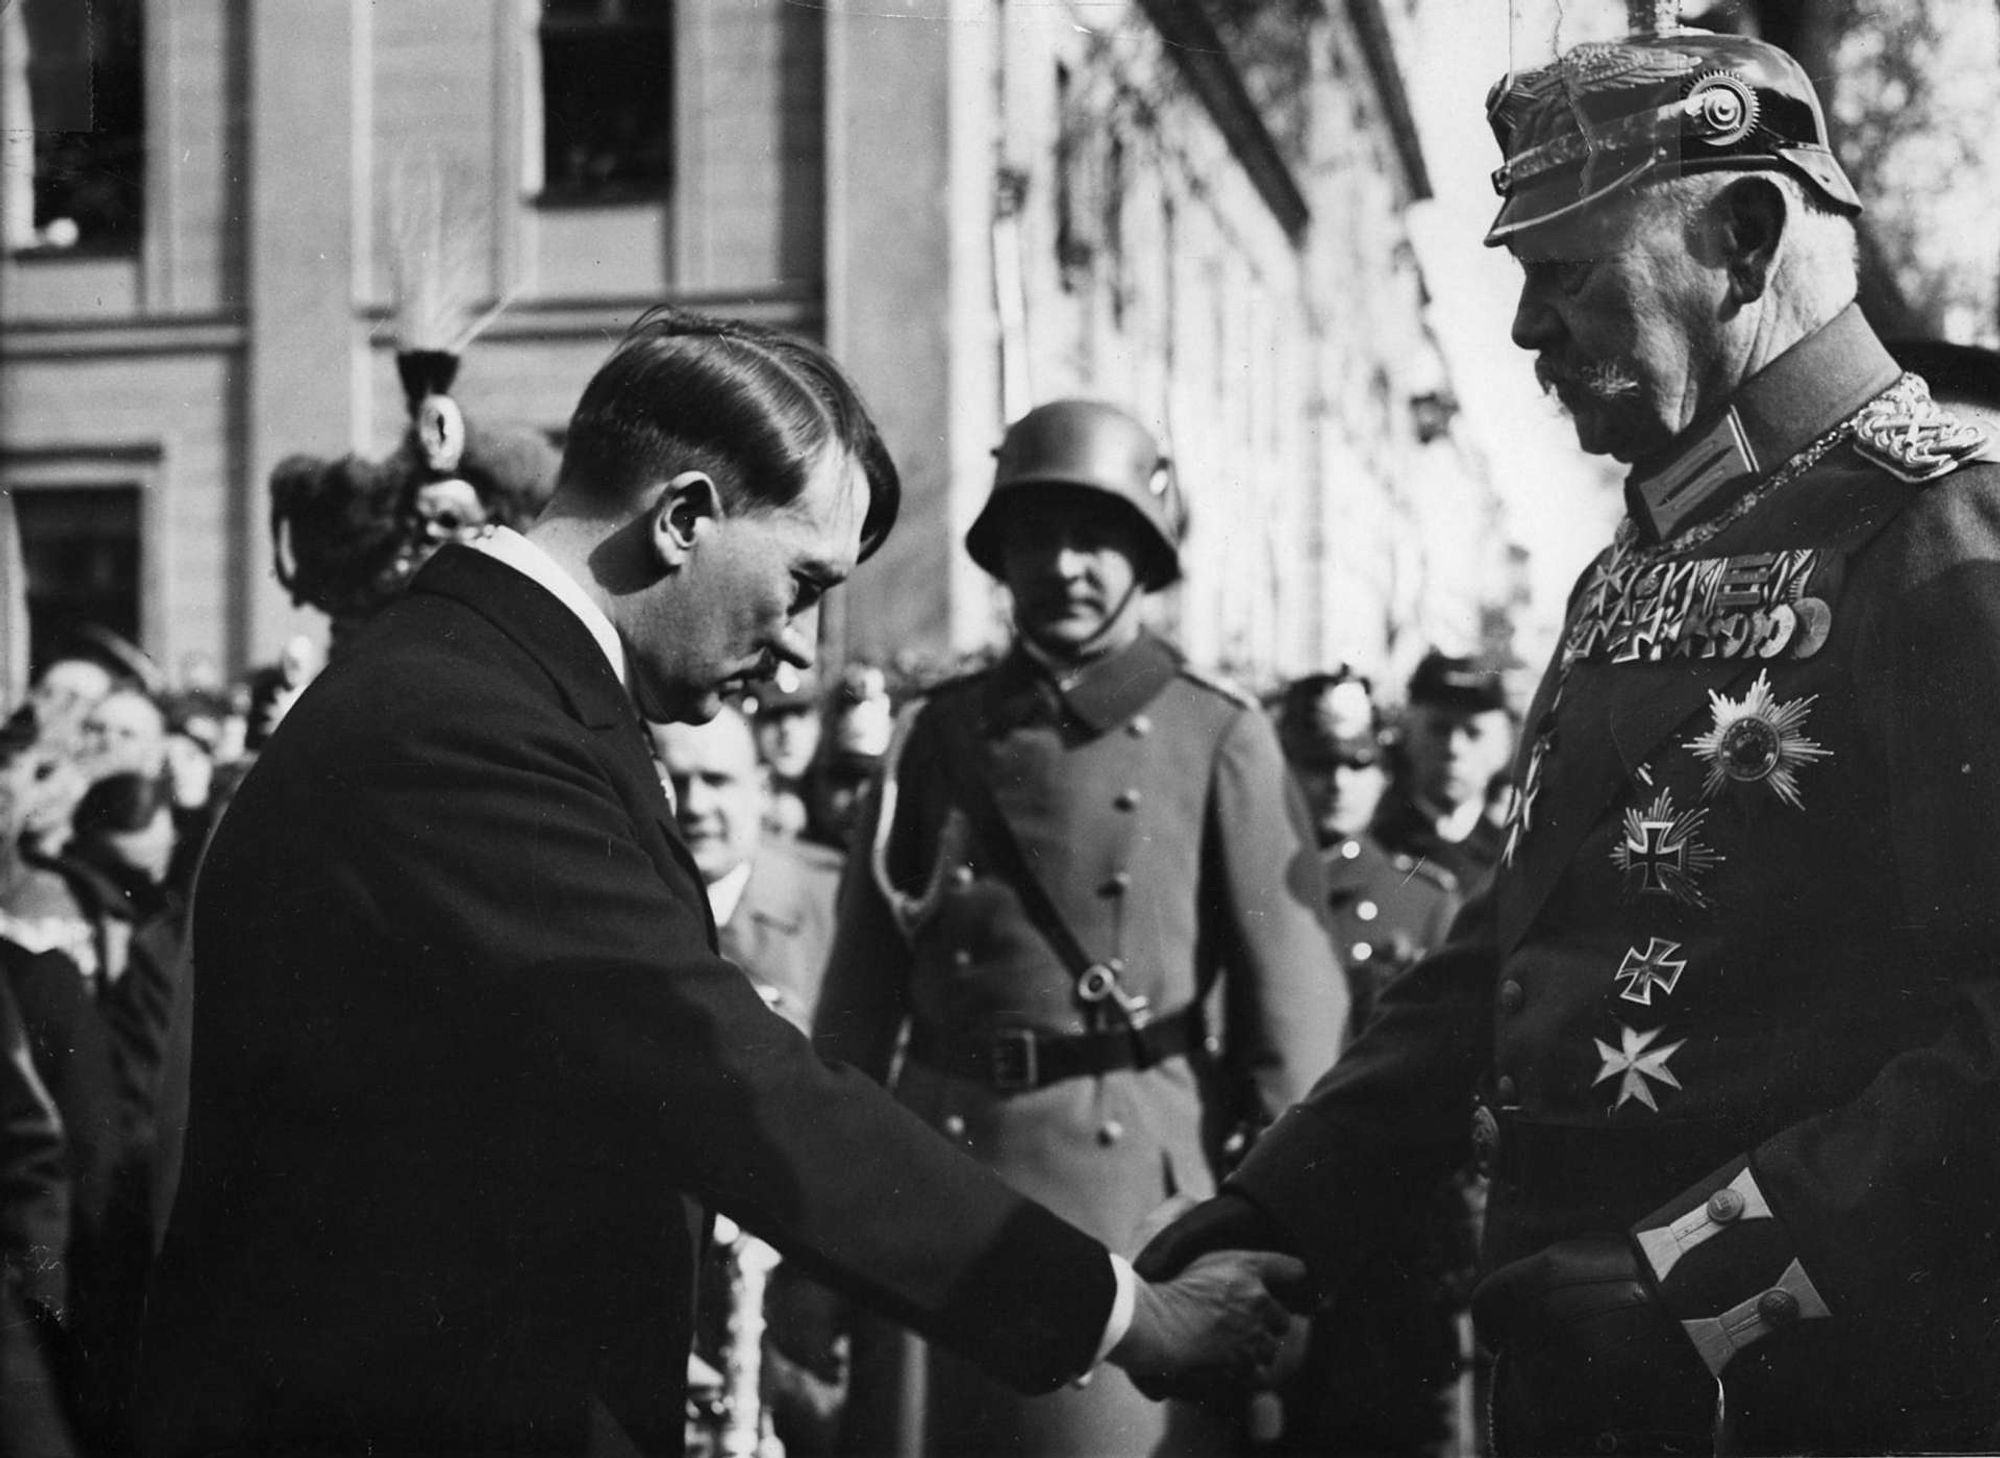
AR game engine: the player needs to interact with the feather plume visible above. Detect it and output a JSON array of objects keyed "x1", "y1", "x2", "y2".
[{"x1": 384, "y1": 150, "x2": 506, "y2": 365}]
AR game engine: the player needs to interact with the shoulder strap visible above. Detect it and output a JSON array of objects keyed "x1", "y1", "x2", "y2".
[{"x1": 926, "y1": 705, "x2": 1103, "y2": 987}]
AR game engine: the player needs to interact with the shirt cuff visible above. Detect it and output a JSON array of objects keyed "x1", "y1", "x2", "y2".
[{"x1": 1093, "y1": 1253, "x2": 1138, "y2": 1367}]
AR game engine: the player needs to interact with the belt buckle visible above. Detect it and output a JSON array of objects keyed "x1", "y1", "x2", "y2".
[{"x1": 990, "y1": 1027, "x2": 1039, "y2": 1091}]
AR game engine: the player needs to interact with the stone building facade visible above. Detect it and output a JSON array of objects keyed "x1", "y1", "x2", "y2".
[{"x1": 0, "y1": 0, "x2": 1516, "y2": 693}]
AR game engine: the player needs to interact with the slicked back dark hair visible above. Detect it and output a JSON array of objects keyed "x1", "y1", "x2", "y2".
[{"x1": 559, "y1": 306, "x2": 900, "y2": 560}]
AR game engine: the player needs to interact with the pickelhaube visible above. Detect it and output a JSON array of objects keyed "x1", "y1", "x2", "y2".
[
  {"x1": 965, "y1": 399, "x2": 1187, "y2": 590},
  {"x1": 1484, "y1": 1, "x2": 1860, "y2": 245},
  {"x1": 1276, "y1": 668, "x2": 1383, "y2": 771}
]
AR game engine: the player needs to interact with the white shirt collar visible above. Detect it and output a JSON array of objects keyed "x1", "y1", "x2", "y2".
[
  {"x1": 470, "y1": 526, "x2": 629, "y2": 689},
  {"x1": 705, "y1": 857, "x2": 754, "y2": 928}
]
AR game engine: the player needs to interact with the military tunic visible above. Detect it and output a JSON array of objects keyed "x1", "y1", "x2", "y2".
[
  {"x1": 1322, "y1": 834, "x2": 1460, "y2": 1021},
  {"x1": 1231, "y1": 307, "x2": 2000, "y2": 1454},
  {"x1": 816, "y1": 630, "x2": 1348, "y2": 1458}
]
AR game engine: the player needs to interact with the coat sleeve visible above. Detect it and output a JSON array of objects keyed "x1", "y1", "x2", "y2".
[
  {"x1": 1629, "y1": 475, "x2": 2000, "y2": 1374},
  {"x1": 1205, "y1": 705, "x2": 1352, "y2": 1118},
  {"x1": 199, "y1": 661, "x2": 1113, "y2": 1396},
  {"x1": 1226, "y1": 886, "x2": 1500, "y2": 1289},
  {"x1": 811, "y1": 768, "x2": 916, "y2": 1086}
]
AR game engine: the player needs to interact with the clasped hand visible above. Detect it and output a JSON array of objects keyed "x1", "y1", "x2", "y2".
[{"x1": 1107, "y1": 1248, "x2": 1310, "y2": 1396}]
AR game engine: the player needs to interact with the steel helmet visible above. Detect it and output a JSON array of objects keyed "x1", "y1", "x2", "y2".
[{"x1": 966, "y1": 399, "x2": 1186, "y2": 589}]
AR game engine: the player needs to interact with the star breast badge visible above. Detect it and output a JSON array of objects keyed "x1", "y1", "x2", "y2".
[
  {"x1": 1594, "y1": 1022, "x2": 1686, "y2": 1113},
  {"x1": 1684, "y1": 671, "x2": 1830, "y2": 809},
  {"x1": 1610, "y1": 789, "x2": 1723, "y2": 908}
]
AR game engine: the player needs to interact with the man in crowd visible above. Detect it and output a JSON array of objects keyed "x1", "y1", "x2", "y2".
[
  {"x1": 134, "y1": 312, "x2": 1303, "y2": 1457},
  {"x1": 651, "y1": 706, "x2": 840, "y2": 1044},
  {"x1": 1370, "y1": 650, "x2": 1514, "y2": 892},
  {"x1": 1277, "y1": 668, "x2": 1460, "y2": 1014},
  {"x1": 1139, "y1": 19, "x2": 2000, "y2": 1455},
  {"x1": 747, "y1": 667, "x2": 822, "y2": 839},
  {"x1": 814, "y1": 399, "x2": 1348, "y2": 1456}
]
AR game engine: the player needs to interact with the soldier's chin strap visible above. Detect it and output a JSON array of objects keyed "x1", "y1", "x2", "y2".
[{"x1": 1017, "y1": 575, "x2": 1148, "y2": 668}]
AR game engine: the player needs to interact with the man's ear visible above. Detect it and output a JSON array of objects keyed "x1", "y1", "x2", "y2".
[
  {"x1": 1717, "y1": 176, "x2": 1788, "y2": 306},
  {"x1": 650, "y1": 470, "x2": 724, "y2": 571}
]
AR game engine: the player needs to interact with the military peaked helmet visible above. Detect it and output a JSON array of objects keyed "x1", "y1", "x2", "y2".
[
  {"x1": 1484, "y1": 12, "x2": 1860, "y2": 245},
  {"x1": 966, "y1": 399, "x2": 1186, "y2": 590}
]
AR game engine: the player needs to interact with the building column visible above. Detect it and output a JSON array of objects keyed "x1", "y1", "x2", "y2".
[{"x1": 240, "y1": 0, "x2": 367, "y2": 665}]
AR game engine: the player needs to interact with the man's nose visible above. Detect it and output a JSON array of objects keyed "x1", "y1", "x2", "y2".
[{"x1": 1510, "y1": 277, "x2": 1560, "y2": 353}]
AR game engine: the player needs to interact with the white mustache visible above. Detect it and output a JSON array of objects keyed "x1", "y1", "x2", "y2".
[{"x1": 1536, "y1": 357, "x2": 1642, "y2": 404}]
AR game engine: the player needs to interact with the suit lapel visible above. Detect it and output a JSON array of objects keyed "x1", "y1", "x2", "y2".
[{"x1": 410, "y1": 544, "x2": 715, "y2": 948}]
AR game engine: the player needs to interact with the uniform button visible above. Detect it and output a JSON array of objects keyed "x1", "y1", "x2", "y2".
[
  {"x1": 1128, "y1": 714, "x2": 1152, "y2": 737},
  {"x1": 1356, "y1": 900, "x2": 1378, "y2": 922},
  {"x1": 1103, "y1": 871, "x2": 1132, "y2": 896},
  {"x1": 1495, "y1": 1075, "x2": 1519, "y2": 1105},
  {"x1": 1706, "y1": 1188, "x2": 1746, "y2": 1224},
  {"x1": 951, "y1": 864, "x2": 975, "y2": 887},
  {"x1": 1097, "y1": 1119, "x2": 1125, "y2": 1147},
  {"x1": 942, "y1": 1114, "x2": 967, "y2": 1139},
  {"x1": 1756, "y1": 1288, "x2": 1800, "y2": 1327},
  {"x1": 1350, "y1": 941, "x2": 1374, "y2": 962},
  {"x1": 1114, "y1": 788, "x2": 1142, "y2": 811},
  {"x1": 1498, "y1": 980, "x2": 1525, "y2": 1014},
  {"x1": 952, "y1": 949, "x2": 973, "y2": 969},
  {"x1": 1203, "y1": 1034, "x2": 1222, "y2": 1056},
  {"x1": 1340, "y1": 840, "x2": 1362, "y2": 861}
]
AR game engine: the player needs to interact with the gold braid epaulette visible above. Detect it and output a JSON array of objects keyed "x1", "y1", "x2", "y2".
[{"x1": 1853, "y1": 373, "x2": 1993, "y2": 483}]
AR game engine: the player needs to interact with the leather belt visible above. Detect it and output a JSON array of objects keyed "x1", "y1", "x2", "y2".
[{"x1": 908, "y1": 1007, "x2": 1199, "y2": 1092}]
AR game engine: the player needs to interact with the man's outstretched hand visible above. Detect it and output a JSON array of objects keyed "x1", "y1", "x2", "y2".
[{"x1": 1107, "y1": 1249, "x2": 1310, "y2": 1397}]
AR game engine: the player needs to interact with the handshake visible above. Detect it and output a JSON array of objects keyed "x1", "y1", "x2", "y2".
[{"x1": 1105, "y1": 1192, "x2": 1312, "y2": 1397}]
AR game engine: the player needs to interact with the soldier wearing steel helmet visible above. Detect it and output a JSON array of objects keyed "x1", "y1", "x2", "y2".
[
  {"x1": 814, "y1": 399, "x2": 1348, "y2": 1457},
  {"x1": 1133, "y1": 9, "x2": 2000, "y2": 1454}
]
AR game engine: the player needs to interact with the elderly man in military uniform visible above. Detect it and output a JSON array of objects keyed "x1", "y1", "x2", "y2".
[
  {"x1": 815, "y1": 400, "x2": 1348, "y2": 1457},
  {"x1": 1136, "y1": 12, "x2": 2000, "y2": 1455}
]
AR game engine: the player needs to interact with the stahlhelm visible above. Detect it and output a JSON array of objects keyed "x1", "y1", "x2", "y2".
[{"x1": 965, "y1": 399, "x2": 1187, "y2": 590}]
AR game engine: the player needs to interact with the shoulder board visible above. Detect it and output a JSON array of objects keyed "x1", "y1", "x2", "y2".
[
  {"x1": 1177, "y1": 663, "x2": 1259, "y2": 709},
  {"x1": 1852, "y1": 378, "x2": 1997, "y2": 484}
]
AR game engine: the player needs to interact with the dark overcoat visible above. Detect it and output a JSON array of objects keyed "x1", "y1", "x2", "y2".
[{"x1": 134, "y1": 547, "x2": 1113, "y2": 1457}]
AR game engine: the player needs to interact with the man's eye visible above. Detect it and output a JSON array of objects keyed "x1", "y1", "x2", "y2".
[
  {"x1": 1525, "y1": 257, "x2": 1595, "y2": 296},
  {"x1": 792, "y1": 576, "x2": 823, "y2": 613}
]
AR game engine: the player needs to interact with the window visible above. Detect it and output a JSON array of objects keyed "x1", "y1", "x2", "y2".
[
  {"x1": 7, "y1": 0, "x2": 146, "y2": 253},
  {"x1": 12, "y1": 486, "x2": 143, "y2": 669},
  {"x1": 538, "y1": 0, "x2": 674, "y2": 202}
]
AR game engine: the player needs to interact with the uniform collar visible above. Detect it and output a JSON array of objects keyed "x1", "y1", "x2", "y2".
[
  {"x1": 1625, "y1": 305, "x2": 1900, "y2": 544},
  {"x1": 987, "y1": 631, "x2": 1181, "y2": 736}
]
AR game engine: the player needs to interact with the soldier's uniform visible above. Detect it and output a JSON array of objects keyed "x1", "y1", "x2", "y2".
[
  {"x1": 1218, "y1": 25, "x2": 2000, "y2": 1458},
  {"x1": 816, "y1": 403, "x2": 1348, "y2": 1458},
  {"x1": 1323, "y1": 835, "x2": 1459, "y2": 1012}
]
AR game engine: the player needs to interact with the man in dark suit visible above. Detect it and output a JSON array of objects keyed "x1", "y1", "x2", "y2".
[
  {"x1": 134, "y1": 310, "x2": 1301, "y2": 1457},
  {"x1": 1137, "y1": 19, "x2": 2000, "y2": 1457}
]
